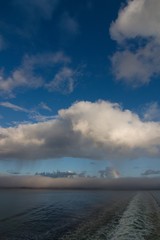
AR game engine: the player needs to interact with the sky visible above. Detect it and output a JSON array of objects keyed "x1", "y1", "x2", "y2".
[{"x1": 0, "y1": 0, "x2": 160, "y2": 180}]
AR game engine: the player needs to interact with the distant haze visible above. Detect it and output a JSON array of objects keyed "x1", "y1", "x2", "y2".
[{"x1": 0, "y1": 175, "x2": 160, "y2": 190}]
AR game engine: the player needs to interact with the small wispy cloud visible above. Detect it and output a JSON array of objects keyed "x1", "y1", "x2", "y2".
[
  {"x1": 28, "y1": 112, "x2": 55, "y2": 122},
  {"x1": 7, "y1": 170, "x2": 20, "y2": 175},
  {"x1": 36, "y1": 170, "x2": 77, "y2": 178},
  {"x1": 0, "y1": 64, "x2": 43, "y2": 98},
  {"x1": 0, "y1": 1, "x2": 60, "y2": 42},
  {"x1": 0, "y1": 100, "x2": 55, "y2": 124},
  {"x1": 39, "y1": 102, "x2": 52, "y2": 112},
  {"x1": 0, "y1": 102, "x2": 29, "y2": 112},
  {"x1": 23, "y1": 51, "x2": 71, "y2": 66},
  {"x1": 86, "y1": 1, "x2": 93, "y2": 10},
  {"x1": 141, "y1": 169, "x2": 160, "y2": 176},
  {"x1": 0, "y1": 35, "x2": 6, "y2": 50},
  {"x1": 14, "y1": 0, "x2": 59, "y2": 20},
  {"x1": 59, "y1": 12, "x2": 80, "y2": 36},
  {"x1": 143, "y1": 102, "x2": 160, "y2": 121},
  {"x1": 90, "y1": 161, "x2": 95, "y2": 165},
  {"x1": 0, "y1": 101, "x2": 54, "y2": 123},
  {"x1": 0, "y1": 51, "x2": 78, "y2": 96},
  {"x1": 46, "y1": 67, "x2": 76, "y2": 94}
]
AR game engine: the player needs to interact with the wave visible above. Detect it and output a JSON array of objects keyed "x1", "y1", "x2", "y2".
[{"x1": 62, "y1": 192, "x2": 160, "y2": 240}]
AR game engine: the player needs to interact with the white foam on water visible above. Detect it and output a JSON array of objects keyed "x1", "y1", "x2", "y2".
[
  {"x1": 61, "y1": 192, "x2": 160, "y2": 240},
  {"x1": 109, "y1": 193, "x2": 155, "y2": 240}
]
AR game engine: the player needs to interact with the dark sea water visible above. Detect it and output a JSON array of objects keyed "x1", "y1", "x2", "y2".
[{"x1": 0, "y1": 190, "x2": 160, "y2": 240}]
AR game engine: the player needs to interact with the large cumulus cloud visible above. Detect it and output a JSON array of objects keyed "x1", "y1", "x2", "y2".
[{"x1": 1, "y1": 100, "x2": 160, "y2": 160}]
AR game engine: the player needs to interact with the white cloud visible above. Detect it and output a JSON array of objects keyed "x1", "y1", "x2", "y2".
[
  {"x1": 110, "y1": 0, "x2": 160, "y2": 86},
  {"x1": 28, "y1": 112, "x2": 55, "y2": 122},
  {"x1": 46, "y1": 67, "x2": 76, "y2": 94},
  {"x1": 0, "y1": 67, "x2": 43, "y2": 97},
  {"x1": 99, "y1": 167, "x2": 120, "y2": 178},
  {"x1": 110, "y1": 0, "x2": 160, "y2": 42},
  {"x1": 39, "y1": 102, "x2": 52, "y2": 112},
  {"x1": 0, "y1": 101, "x2": 54, "y2": 123},
  {"x1": 0, "y1": 51, "x2": 74, "y2": 96},
  {"x1": 111, "y1": 41, "x2": 160, "y2": 85},
  {"x1": 0, "y1": 102, "x2": 29, "y2": 112},
  {"x1": 111, "y1": 49, "x2": 151, "y2": 85},
  {"x1": 0, "y1": 100, "x2": 160, "y2": 161}
]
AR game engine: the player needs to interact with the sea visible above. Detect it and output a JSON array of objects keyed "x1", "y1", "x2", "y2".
[{"x1": 0, "y1": 190, "x2": 160, "y2": 240}]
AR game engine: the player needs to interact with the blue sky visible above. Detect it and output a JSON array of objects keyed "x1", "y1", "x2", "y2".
[{"x1": 0, "y1": 0, "x2": 160, "y2": 178}]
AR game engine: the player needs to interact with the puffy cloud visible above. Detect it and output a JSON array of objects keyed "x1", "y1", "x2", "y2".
[
  {"x1": 110, "y1": 0, "x2": 160, "y2": 86},
  {"x1": 110, "y1": 0, "x2": 160, "y2": 42},
  {"x1": 0, "y1": 100, "x2": 160, "y2": 161},
  {"x1": 111, "y1": 41, "x2": 160, "y2": 85},
  {"x1": 99, "y1": 167, "x2": 120, "y2": 178}
]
